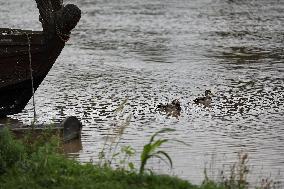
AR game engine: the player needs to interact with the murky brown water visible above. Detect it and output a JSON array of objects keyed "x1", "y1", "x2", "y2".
[{"x1": 1, "y1": 0, "x2": 283, "y2": 186}]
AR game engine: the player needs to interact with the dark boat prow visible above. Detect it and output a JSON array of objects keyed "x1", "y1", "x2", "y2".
[{"x1": 0, "y1": 0, "x2": 81, "y2": 117}]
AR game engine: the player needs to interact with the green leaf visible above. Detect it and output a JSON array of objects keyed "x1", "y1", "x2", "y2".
[
  {"x1": 170, "y1": 139, "x2": 191, "y2": 147},
  {"x1": 139, "y1": 128, "x2": 189, "y2": 175},
  {"x1": 155, "y1": 151, "x2": 173, "y2": 168},
  {"x1": 149, "y1": 128, "x2": 175, "y2": 143},
  {"x1": 149, "y1": 139, "x2": 168, "y2": 154},
  {"x1": 112, "y1": 152, "x2": 120, "y2": 158},
  {"x1": 128, "y1": 162, "x2": 135, "y2": 170},
  {"x1": 141, "y1": 144, "x2": 151, "y2": 161},
  {"x1": 151, "y1": 154, "x2": 171, "y2": 168}
]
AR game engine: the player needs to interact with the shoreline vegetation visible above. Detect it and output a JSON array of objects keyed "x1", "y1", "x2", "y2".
[{"x1": 0, "y1": 127, "x2": 278, "y2": 189}]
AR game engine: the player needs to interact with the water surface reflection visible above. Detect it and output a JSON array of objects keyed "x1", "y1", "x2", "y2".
[{"x1": 1, "y1": 0, "x2": 283, "y2": 185}]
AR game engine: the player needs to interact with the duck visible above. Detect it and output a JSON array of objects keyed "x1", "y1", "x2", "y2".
[
  {"x1": 156, "y1": 99, "x2": 181, "y2": 118},
  {"x1": 194, "y1": 90, "x2": 213, "y2": 107}
]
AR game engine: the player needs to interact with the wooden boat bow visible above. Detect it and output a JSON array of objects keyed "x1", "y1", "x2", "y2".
[{"x1": 0, "y1": 0, "x2": 81, "y2": 117}]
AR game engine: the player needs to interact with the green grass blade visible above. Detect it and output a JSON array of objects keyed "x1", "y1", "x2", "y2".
[
  {"x1": 151, "y1": 154, "x2": 172, "y2": 168},
  {"x1": 149, "y1": 139, "x2": 168, "y2": 154},
  {"x1": 155, "y1": 151, "x2": 173, "y2": 168},
  {"x1": 141, "y1": 144, "x2": 151, "y2": 161},
  {"x1": 149, "y1": 128, "x2": 175, "y2": 143},
  {"x1": 170, "y1": 139, "x2": 191, "y2": 147}
]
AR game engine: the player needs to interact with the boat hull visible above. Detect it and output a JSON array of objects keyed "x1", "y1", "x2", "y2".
[{"x1": 0, "y1": 28, "x2": 63, "y2": 117}]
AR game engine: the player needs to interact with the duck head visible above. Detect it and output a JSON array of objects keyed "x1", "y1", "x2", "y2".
[
  {"x1": 171, "y1": 99, "x2": 180, "y2": 107},
  {"x1": 205, "y1": 90, "x2": 213, "y2": 97},
  {"x1": 156, "y1": 103, "x2": 166, "y2": 111}
]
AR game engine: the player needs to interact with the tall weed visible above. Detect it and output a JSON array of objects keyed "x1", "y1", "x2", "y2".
[
  {"x1": 0, "y1": 128, "x2": 26, "y2": 174},
  {"x1": 139, "y1": 128, "x2": 190, "y2": 175}
]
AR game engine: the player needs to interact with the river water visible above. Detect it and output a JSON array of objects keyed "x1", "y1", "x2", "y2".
[{"x1": 1, "y1": 0, "x2": 284, "y2": 186}]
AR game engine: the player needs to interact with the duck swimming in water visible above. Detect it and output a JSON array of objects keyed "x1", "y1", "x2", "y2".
[
  {"x1": 156, "y1": 99, "x2": 181, "y2": 118},
  {"x1": 194, "y1": 90, "x2": 213, "y2": 107}
]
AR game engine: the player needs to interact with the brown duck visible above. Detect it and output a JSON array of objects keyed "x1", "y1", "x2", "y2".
[
  {"x1": 194, "y1": 90, "x2": 213, "y2": 107},
  {"x1": 156, "y1": 99, "x2": 181, "y2": 118}
]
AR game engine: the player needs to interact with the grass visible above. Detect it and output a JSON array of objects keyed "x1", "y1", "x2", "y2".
[
  {"x1": 0, "y1": 128, "x2": 199, "y2": 189},
  {"x1": 0, "y1": 127, "x2": 279, "y2": 189}
]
